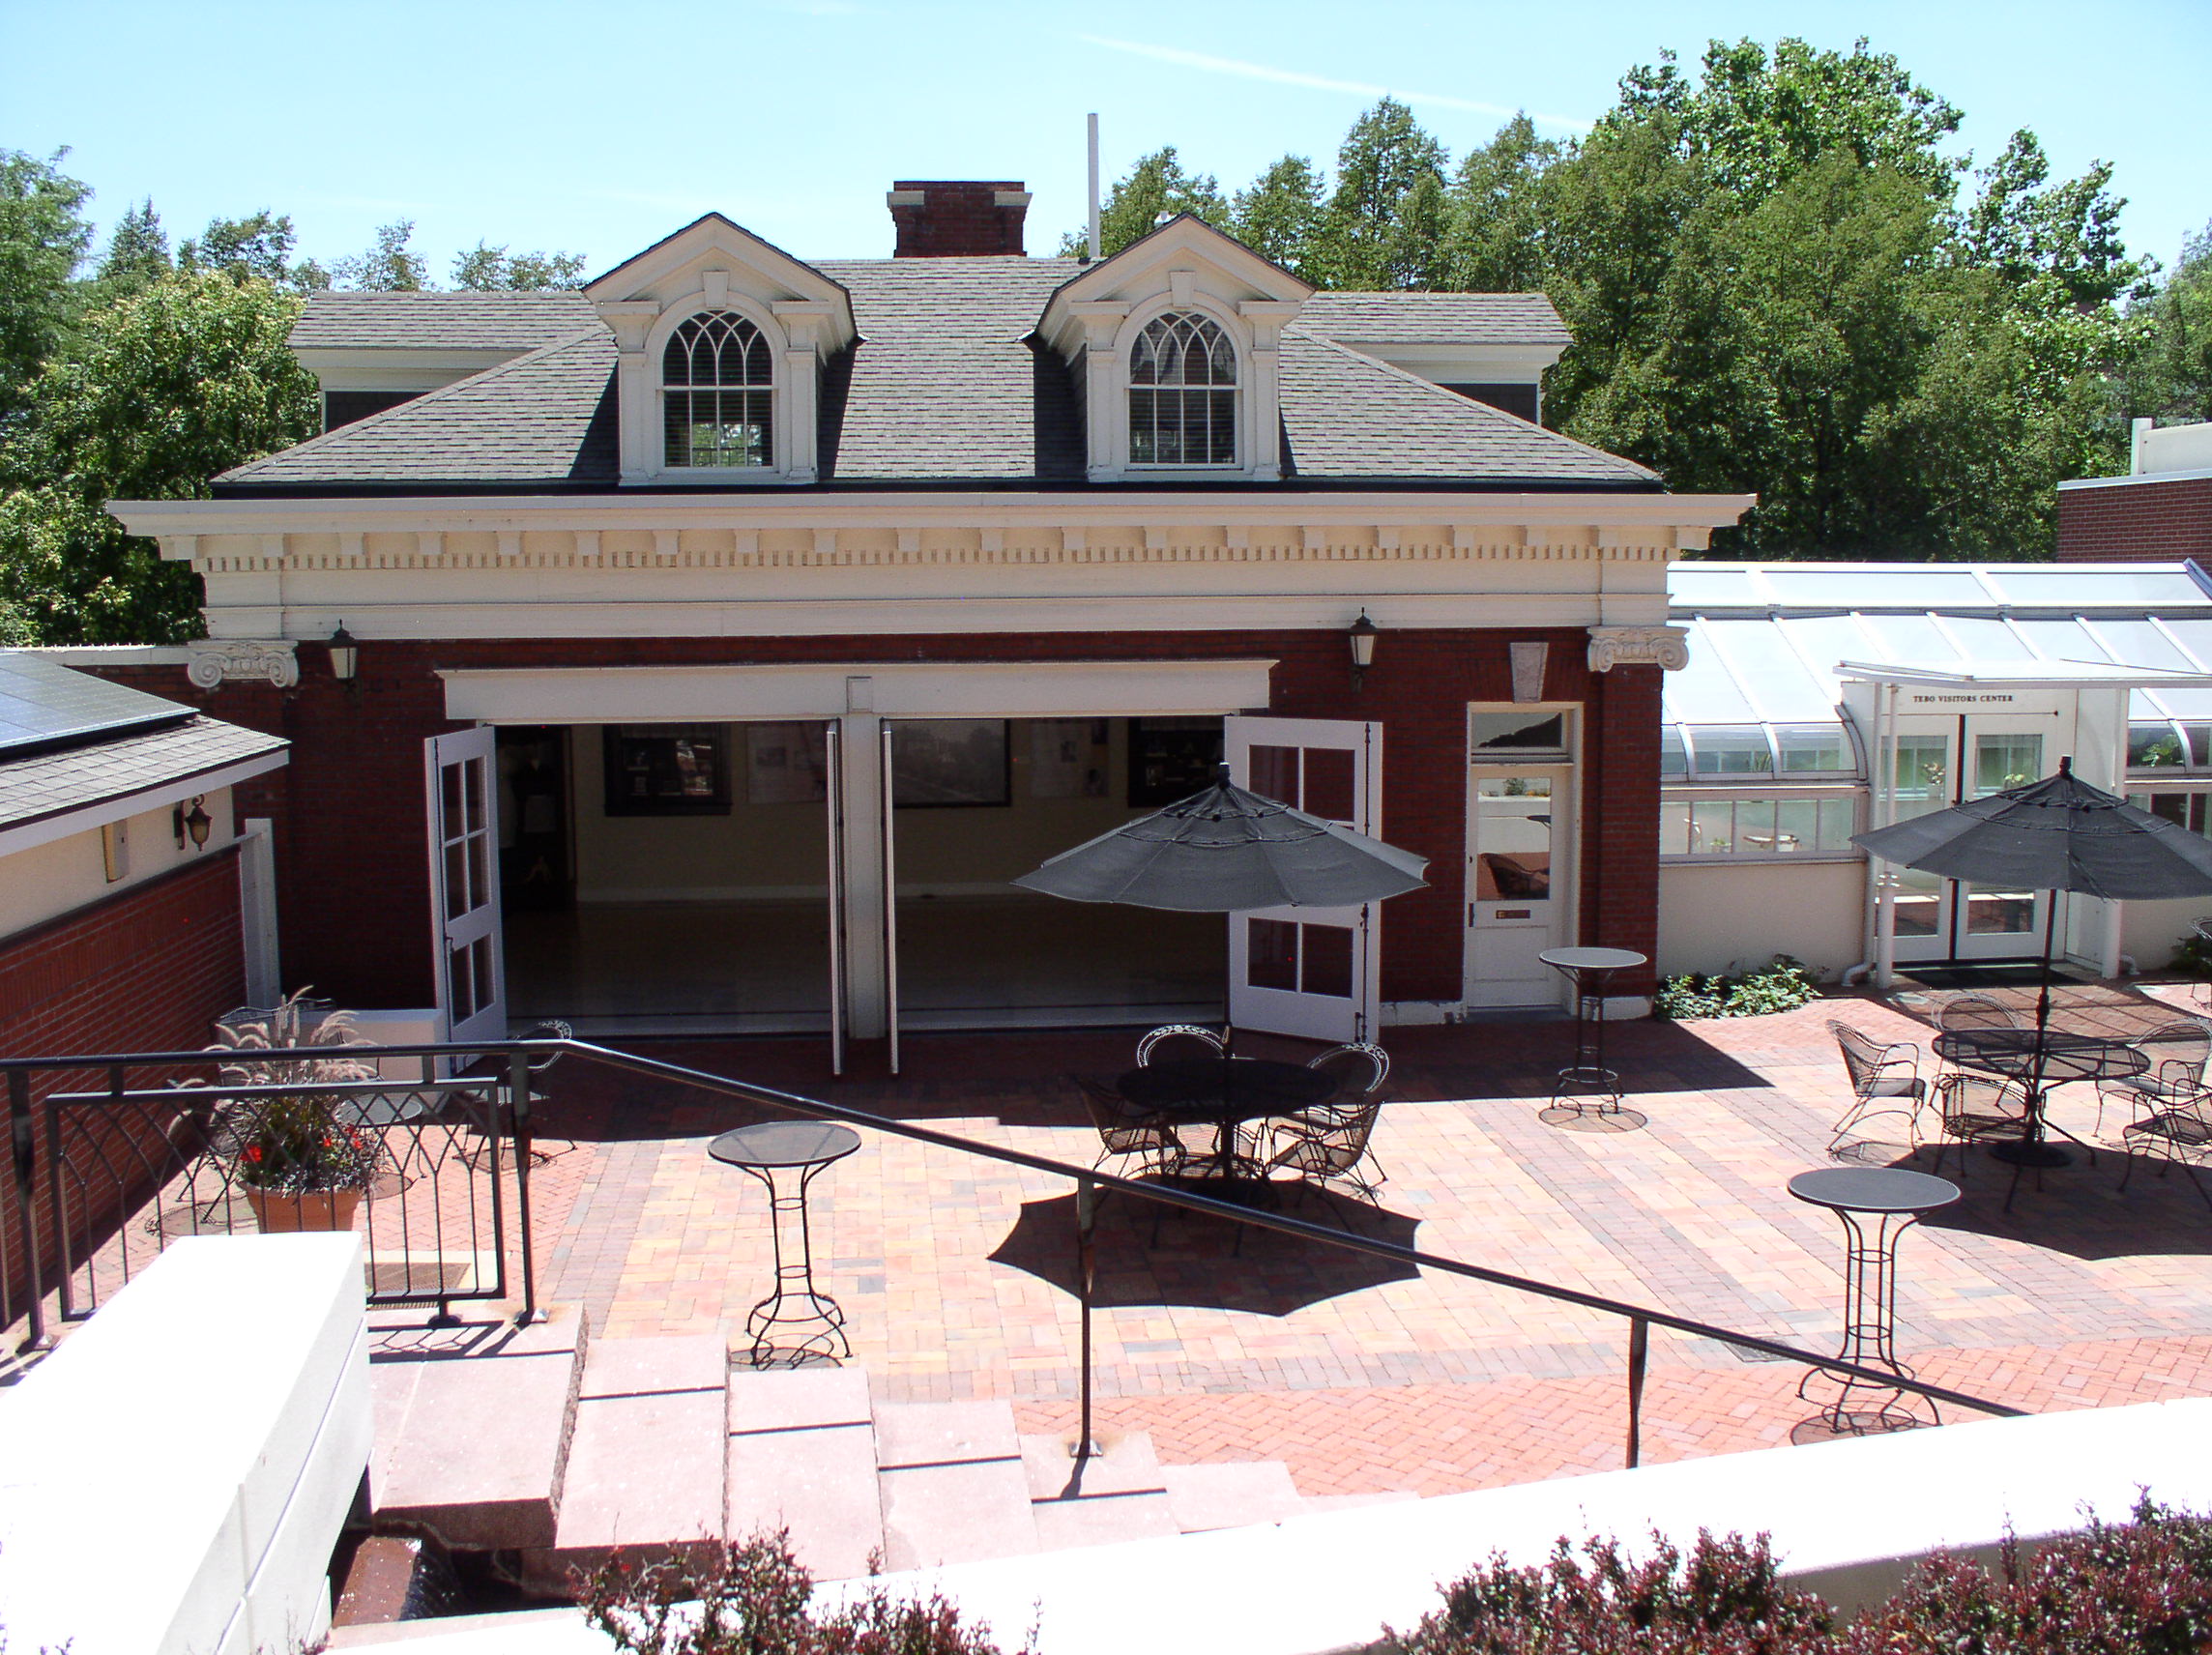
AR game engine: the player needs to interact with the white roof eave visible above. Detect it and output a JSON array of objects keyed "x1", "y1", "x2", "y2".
[{"x1": 1834, "y1": 658, "x2": 2212, "y2": 689}]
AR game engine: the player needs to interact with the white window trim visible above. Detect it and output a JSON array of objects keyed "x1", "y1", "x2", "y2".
[
  {"x1": 643, "y1": 298, "x2": 792, "y2": 483},
  {"x1": 1096, "y1": 297, "x2": 1265, "y2": 481}
]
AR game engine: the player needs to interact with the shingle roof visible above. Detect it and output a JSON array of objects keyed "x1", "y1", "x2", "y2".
[
  {"x1": 220, "y1": 330, "x2": 619, "y2": 486},
  {"x1": 1298, "y1": 291, "x2": 1572, "y2": 348},
  {"x1": 1278, "y1": 331, "x2": 1655, "y2": 484},
  {"x1": 289, "y1": 289, "x2": 599, "y2": 351},
  {"x1": 0, "y1": 706, "x2": 288, "y2": 835},
  {"x1": 223, "y1": 263, "x2": 1654, "y2": 492}
]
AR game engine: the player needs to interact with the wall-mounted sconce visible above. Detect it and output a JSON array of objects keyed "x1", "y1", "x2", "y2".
[
  {"x1": 172, "y1": 796, "x2": 213, "y2": 851},
  {"x1": 1509, "y1": 640, "x2": 1550, "y2": 704},
  {"x1": 327, "y1": 623, "x2": 359, "y2": 682},
  {"x1": 1348, "y1": 610, "x2": 1380, "y2": 690}
]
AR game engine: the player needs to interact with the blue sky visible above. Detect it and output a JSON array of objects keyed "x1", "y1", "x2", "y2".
[{"x1": 5, "y1": 0, "x2": 2206, "y2": 282}]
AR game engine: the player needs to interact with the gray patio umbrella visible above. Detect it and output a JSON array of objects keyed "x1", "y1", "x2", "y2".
[{"x1": 1012, "y1": 765, "x2": 1429, "y2": 912}]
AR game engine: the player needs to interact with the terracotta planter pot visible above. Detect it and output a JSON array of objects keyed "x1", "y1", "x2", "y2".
[{"x1": 246, "y1": 1187, "x2": 364, "y2": 1234}]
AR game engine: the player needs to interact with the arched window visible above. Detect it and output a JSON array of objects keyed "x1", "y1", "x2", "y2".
[
  {"x1": 1128, "y1": 311, "x2": 1237, "y2": 466},
  {"x1": 662, "y1": 311, "x2": 773, "y2": 469}
]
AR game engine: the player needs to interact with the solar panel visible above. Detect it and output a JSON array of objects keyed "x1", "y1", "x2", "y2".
[{"x1": 0, "y1": 653, "x2": 192, "y2": 762}]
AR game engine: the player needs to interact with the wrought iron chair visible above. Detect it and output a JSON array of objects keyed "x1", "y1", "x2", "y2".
[
  {"x1": 1266, "y1": 1096, "x2": 1386, "y2": 1206},
  {"x1": 2096, "y1": 1019, "x2": 2212, "y2": 1136},
  {"x1": 1825, "y1": 1021, "x2": 1928, "y2": 1153},
  {"x1": 2118, "y1": 1078, "x2": 2212, "y2": 1210},
  {"x1": 1932, "y1": 995, "x2": 2023, "y2": 1035},
  {"x1": 1074, "y1": 1077, "x2": 1185, "y2": 1177},
  {"x1": 1135, "y1": 1024, "x2": 1227, "y2": 1066},
  {"x1": 1263, "y1": 1041, "x2": 1389, "y2": 1157},
  {"x1": 1926, "y1": 1071, "x2": 2031, "y2": 1184}
]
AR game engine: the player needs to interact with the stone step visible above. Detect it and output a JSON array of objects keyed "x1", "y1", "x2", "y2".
[
  {"x1": 1020, "y1": 1430, "x2": 1179, "y2": 1553},
  {"x1": 1161, "y1": 1460, "x2": 1307, "y2": 1533},
  {"x1": 872, "y1": 1401, "x2": 1038, "y2": 1572},
  {"x1": 727, "y1": 1367, "x2": 885, "y2": 1582},
  {"x1": 367, "y1": 1306, "x2": 587, "y2": 1552}
]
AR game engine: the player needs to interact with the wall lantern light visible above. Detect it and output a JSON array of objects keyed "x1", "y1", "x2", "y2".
[
  {"x1": 173, "y1": 795, "x2": 213, "y2": 851},
  {"x1": 328, "y1": 623, "x2": 359, "y2": 682},
  {"x1": 1348, "y1": 611, "x2": 1380, "y2": 690}
]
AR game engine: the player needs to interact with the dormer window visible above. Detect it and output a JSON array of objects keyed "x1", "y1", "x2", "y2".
[
  {"x1": 1128, "y1": 311, "x2": 1237, "y2": 467},
  {"x1": 662, "y1": 311, "x2": 772, "y2": 469}
]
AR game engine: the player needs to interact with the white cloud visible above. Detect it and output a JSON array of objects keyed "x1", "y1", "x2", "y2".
[{"x1": 1077, "y1": 35, "x2": 1592, "y2": 134}]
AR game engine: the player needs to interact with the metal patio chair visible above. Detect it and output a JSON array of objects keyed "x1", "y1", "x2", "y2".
[
  {"x1": 1074, "y1": 1077, "x2": 1185, "y2": 1178},
  {"x1": 2118, "y1": 1080, "x2": 2212, "y2": 1211},
  {"x1": 1926, "y1": 1071, "x2": 2031, "y2": 1185},
  {"x1": 2096, "y1": 1019, "x2": 2212, "y2": 1136},
  {"x1": 1266, "y1": 1096, "x2": 1386, "y2": 1209},
  {"x1": 1135, "y1": 1024, "x2": 1227, "y2": 1066},
  {"x1": 1825, "y1": 1021, "x2": 1928, "y2": 1153}
]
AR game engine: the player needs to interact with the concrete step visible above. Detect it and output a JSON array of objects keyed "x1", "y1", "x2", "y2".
[
  {"x1": 1161, "y1": 1460, "x2": 1307, "y2": 1532},
  {"x1": 727, "y1": 1367, "x2": 885, "y2": 1582},
  {"x1": 873, "y1": 1401, "x2": 1038, "y2": 1572},
  {"x1": 367, "y1": 1306, "x2": 587, "y2": 1552},
  {"x1": 1020, "y1": 1430, "x2": 1179, "y2": 1553}
]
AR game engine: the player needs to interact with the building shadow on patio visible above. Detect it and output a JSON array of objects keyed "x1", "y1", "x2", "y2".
[
  {"x1": 1851, "y1": 1140, "x2": 2212, "y2": 1259},
  {"x1": 988, "y1": 1186, "x2": 1421, "y2": 1314}
]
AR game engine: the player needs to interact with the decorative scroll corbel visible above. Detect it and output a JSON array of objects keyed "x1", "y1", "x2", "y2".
[
  {"x1": 186, "y1": 640, "x2": 300, "y2": 691},
  {"x1": 1586, "y1": 625, "x2": 1690, "y2": 673}
]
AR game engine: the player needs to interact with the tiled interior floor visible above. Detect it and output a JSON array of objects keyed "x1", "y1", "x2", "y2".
[{"x1": 527, "y1": 979, "x2": 2212, "y2": 1495}]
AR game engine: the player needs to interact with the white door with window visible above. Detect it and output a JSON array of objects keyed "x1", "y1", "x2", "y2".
[
  {"x1": 425, "y1": 727, "x2": 507, "y2": 1045},
  {"x1": 1223, "y1": 716, "x2": 1382, "y2": 1043},
  {"x1": 1956, "y1": 728, "x2": 2050, "y2": 960},
  {"x1": 1465, "y1": 768, "x2": 1570, "y2": 1007}
]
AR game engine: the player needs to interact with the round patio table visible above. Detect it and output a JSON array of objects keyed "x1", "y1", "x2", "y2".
[
  {"x1": 1118, "y1": 1059, "x2": 1336, "y2": 1185},
  {"x1": 1539, "y1": 946, "x2": 1647, "y2": 1114},
  {"x1": 710, "y1": 1121, "x2": 860, "y2": 1368},
  {"x1": 1932, "y1": 1029, "x2": 2146, "y2": 1168},
  {"x1": 1788, "y1": 1167, "x2": 1960, "y2": 1433}
]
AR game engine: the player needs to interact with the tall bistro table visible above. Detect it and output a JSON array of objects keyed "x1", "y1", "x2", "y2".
[
  {"x1": 1932, "y1": 1028, "x2": 2147, "y2": 1168},
  {"x1": 1788, "y1": 1167, "x2": 1960, "y2": 1434},
  {"x1": 1117, "y1": 1058, "x2": 1337, "y2": 1197},
  {"x1": 1538, "y1": 946, "x2": 1648, "y2": 1115},
  {"x1": 709, "y1": 1121, "x2": 861, "y2": 1368}
]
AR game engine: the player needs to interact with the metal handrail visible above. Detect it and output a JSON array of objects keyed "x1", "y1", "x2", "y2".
[{"x1": 3, "y1": 1038, "x2": 2025, "y2": 1463}]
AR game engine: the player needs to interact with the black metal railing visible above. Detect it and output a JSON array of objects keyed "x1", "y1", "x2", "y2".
[
  {"x1": 6, "y1": 1037, "x2": 2024, "y2": 1466},
  {"x1": 3, "y1": 1043, "x2": 545, "y2": 1344}
]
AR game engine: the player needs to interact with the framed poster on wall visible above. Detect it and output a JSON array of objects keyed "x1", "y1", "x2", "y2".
[
  {"x1": 746, "y1": 722, "x2": 830, "y2": 804},
  {"x1": 891, "y1": 719, "x2": 1010, "y2": 807},
  {"x1": 1128, "y1": 716, "x2": 1223, "y2": 807},
  {"x1": 603, "y1": 725, "x2": 731, "y2": 816}
]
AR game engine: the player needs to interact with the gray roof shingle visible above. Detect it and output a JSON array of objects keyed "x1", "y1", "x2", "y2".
[
  {"x1": 0, "y1": 708, "x2": 288, "y2": 835},
  {"x1": 289, "y1": 289, "x2": 599, "y2": 351},
  {"x1": 222, "y1": 263, "x2": 1653, "y2": 492}
]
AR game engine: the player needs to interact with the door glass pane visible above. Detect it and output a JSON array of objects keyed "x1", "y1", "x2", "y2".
[
  {"x1": 468, "y1": 831, "x2": 490, "y2": 910},
  {"x1": 1692, "y1": 798, "x2": 1733, "y2": 854},
  {"x1": 1302, "y1": 748, "x2": 1355, "y2": 822},
  {"x1": 442, "y1": 763, "x2": 462, "y2": 824},
  {"x1": 1776, "y1": 799, "x2": 1819, "y2": 853},
  {"x1": 448, "y1": 940, "x2": 476, "y2": 1020},
  {"x1": 445, "y1": 841, "x2": 468, "y2": 919},
  {"x1": 1249, "y1": 745, "x2": 1297, "y2": 803},
  {"x1": 1474, "y1": 776, "x2": 1553, "y2": 897},
  {"x1": 1246, "y1": 917, "x2": 1297, "y2": 990},
  {"x1": 470, "y1": 937, "x2": 494, "y2": 1010},
  {"x1": 1300, "y1": 924, "x2": 1353, "y2": 998},
  {"x1": 1732, "y1": 799, "x2": 1779, "y2": 852},
  {"x1": 464, "y1": 758, "x2": 485, "y2": 833},
  {"x1": 1974, "y1": 734, "x2": 2042, "y2": 796},
  {"x1": 1892, "y1": 737, "x2": 1950, "y2": 819},
  {"x1": 1894, "y1": 867, "x2": 1943, "y2": 936},
  {"x1": 1965, "y1": 884, "x2": 2038, "y2": 936}
]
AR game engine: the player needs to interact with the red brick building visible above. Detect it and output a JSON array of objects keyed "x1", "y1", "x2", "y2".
[
  {"x1": 106, "y1": 189, "x2": 1748, "y2": 1068},
  {"x1": 2058, "y1": 420, "x2": 2212, "y2": 565}
]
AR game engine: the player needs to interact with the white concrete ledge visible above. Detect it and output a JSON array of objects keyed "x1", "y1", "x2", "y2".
[{"x1": 0, "y1": 1234, "x2": 371, "y2": 1655}]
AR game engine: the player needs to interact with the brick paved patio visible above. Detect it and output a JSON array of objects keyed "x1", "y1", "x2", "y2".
[{"x1": 518, "y1": 981, "x2": 2212, "y2": 1497}]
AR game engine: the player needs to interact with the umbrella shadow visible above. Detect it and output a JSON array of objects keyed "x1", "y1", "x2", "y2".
[
  {"x1": 989, "y1": 1184, "x2": 1421, "y2": 1314},
  {"x1": 1859, "y1": 1142, "x2": 2212, "y2": 1260}
]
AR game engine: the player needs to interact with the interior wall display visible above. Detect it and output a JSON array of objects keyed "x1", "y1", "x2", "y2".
[
  {"x1": 746, "y1": 722, "x2": 830, "y2": 805},
  {"x1": 1129, "y1": 716, "x2": 1224, "y2": 807},
  {"x1": 1029, "y1": 718, "x2": 1112, "y2": 798},
  {"x1": 603, "y1": 725, "x2": 732, "y2": 816},
  {"x1": 892, "y1": 719, "x2": 1010, "y2": 807}
]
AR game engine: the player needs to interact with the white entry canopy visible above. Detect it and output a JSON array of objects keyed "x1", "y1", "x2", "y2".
[{"x1": 1835, "y1": 658, "x2": 2212, "y2": 690}]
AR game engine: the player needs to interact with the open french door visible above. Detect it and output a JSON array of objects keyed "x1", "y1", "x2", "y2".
[
  {"x1": 1224, "y1": 715, "x2": 1383, "y2": 1043},
  {"x1": 425, "y1": 727, "x2": 507, "y2": 1046},
  {"x1": 826, "y1": 721, "x2": 848, "y2": 1075}
]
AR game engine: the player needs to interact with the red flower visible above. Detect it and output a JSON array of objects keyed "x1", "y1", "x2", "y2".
[{"x1": 245, "y1": 1145, "x2": 263, "y2": 1163}]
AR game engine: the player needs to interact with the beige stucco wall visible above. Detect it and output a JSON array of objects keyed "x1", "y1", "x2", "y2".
[
  {"x1": 1657, "y1": 860, "x2": 1867, "y2": 981},
  {"x1": 0, "y1": 790, "x2": 237, "y2": 941},
  {"x1": 2122, "y1": 895, "x2": 2212, "y2": 973}
]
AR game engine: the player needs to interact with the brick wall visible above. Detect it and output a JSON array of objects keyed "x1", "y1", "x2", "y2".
[
  {"x1": 889, "y1": 180, "x2": 1028, "y2": 257},
  {"x1": 0, "y1": 850, "x2": 247, "y2": 1322},
  {"x1": 2055, "y1": 478, "x2": 2212, "y2": 563},
  {"x1": 82, "y1": 626, "x2": 1661, "y2": 1013}
]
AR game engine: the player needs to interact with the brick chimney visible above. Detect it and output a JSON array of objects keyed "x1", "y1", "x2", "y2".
[{"x1": 887, "y1": 181, "x2": 1031, "y2": 257}]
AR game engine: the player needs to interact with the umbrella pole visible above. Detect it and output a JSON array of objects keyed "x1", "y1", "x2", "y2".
[{"x1": 2030, "y1": 893, "x2": 2060, "y2": 1141}]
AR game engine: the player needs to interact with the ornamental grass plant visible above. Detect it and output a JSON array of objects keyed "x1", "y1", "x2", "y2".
[{"x1": 207, "y1": 988, "x2": 383, "y2": 1195}]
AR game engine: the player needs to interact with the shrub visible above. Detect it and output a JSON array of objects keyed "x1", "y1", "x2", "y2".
[
  {"x1": 1654, "y1": 956, "x2": 1821, "y2": 1021},
  {"x1": 2171, "y1": 923, "x2": 2212, "y2": 980},
  {"x1": 580, "y1": 1531, "x2": 1020, "y2": 1655}
]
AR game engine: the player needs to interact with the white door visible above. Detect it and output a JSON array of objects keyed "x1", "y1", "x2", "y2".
[
  {"x1": 1465, "y1": 768, "x2": 1569, "y2": 1007},
  {"x1": 880, "y1": 722, "x2": 900, "y2": 1075},
  {"x1": 825, "y1": 720, "x2": 848, "y2": 1076},
  {"x1": 425, "y1": 727, "x2": 507, "y2": 1046},
  {"x1": 1223, "y1": 716, "x2": 1382, "y2": 1043},
  {"x1": 1955, "y1": 729, "x2": 2050, "y2": 961}
]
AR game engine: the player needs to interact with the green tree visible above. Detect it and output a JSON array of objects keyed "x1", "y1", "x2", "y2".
[
  {"x1": 1438, "y1": 115, "x2": 1557, "y2": 293},
  {"x1": 0, "y1": 149, "x2": 93, "y2": 421},
  {"x1": 1963, "y1": 131, "x2": 2145, "y2": 310},
  {"x1": 331, "y1": 219, "x2": 427, "y2": 291},
  {"x1": 1232, "y1": 155, "x2": 1325, "y2": 276},
  {"x1": 0, "y1": 272, "x2": 318, "y2": 642},
  {"x1": 2125, "y1": 221, "x2": 2212, "y2": 423},
  {"x1": 1310, "y1": 98, "x2": 1448, "y2": 288},
  {"x1": 451, "y1": 241, "x2": 588, "y2": 290},
  {"x1": 179, "y1": 210, "x2": 329, "y2": 292},
  {"x1": 95, "y1": 199, "x2": 170, "y2": 299},
  {"x1": 1059, "y1": 147, "x2": 1231, "y2": 258}
]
